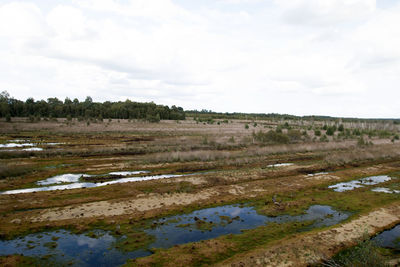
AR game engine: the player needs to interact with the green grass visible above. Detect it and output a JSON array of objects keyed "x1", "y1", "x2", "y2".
[{"x1": 320, "y1": 236, "x2": 390, "y2": 267}]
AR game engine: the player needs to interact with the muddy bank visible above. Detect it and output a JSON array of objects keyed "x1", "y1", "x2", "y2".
[{"x1": 218, "y1": 202, "x2": 400, "y2": 267}]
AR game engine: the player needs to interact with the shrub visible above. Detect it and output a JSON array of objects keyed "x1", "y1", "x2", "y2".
[
  {"x1": 202, "y1": 136, "x2": 208, "y2": 145},
  {"x1": 314, "y1": 130, "x2": 321, "y2": 136},
  {"x1": 5, "y1": 114, "x2": 11, "y2": 122},
  {"x1": 245, "y1": 124, "x2": 249, "y2": 129},
  {"x1": 326, "y1": 126, "x2": 336, "y2": 136},
  {"x1": 146, "y1": 113, "x2": 160, "y2": 123},
  {"x1": 353, "y1": 129, "x2": 361, "y2": 136},
  {"x1": 338, "y1": 124, "x2": 344, "y2": 131},
  {"x1": 253, "y1": 130, "x2": 289, "y2": 144},
  {"x1": 287, "y1": 129, "x2": 302, "y2": 142},
  {"x1": 320, "y1": 134, "x2": 329, "y2": 142}
]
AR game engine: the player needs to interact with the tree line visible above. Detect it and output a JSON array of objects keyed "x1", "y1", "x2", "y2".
[
  {"x1": 187, "y1": 110, "x2": 400, "y2": 124},
  {"x1": 0, "y1": 91, "x2": 185, "y2": 122}
]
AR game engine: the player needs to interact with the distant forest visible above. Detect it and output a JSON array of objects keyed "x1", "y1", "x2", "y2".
[
  {"x1": 0, "y1": 91, "x2": 185, "y2": 122},
  {"x1": 187, "y1": 110, "x2": 400, "y2": 124},
  {"x1": 1, "y1": 91, "x2": 399, "y2": 124}
]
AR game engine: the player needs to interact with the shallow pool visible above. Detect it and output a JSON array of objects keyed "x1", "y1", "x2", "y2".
[
  {"x1": 373, "y1": 224, "x2": 400, "y2": 250},
  {"x1": 328, "y1": 175, "x2": 392, "y2": 192},
  {"x1": 0, "y1": 204, "x2": 350, "y2": 266}
]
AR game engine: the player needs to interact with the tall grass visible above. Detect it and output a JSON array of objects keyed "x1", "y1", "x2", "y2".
[{"x1": 322, "y1": 235, "x2": 389, "y2": 267}]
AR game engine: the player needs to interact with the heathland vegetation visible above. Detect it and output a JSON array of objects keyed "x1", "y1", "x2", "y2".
[{"x1": 1, "y1": 95, "x2": 400, "y2": 266}]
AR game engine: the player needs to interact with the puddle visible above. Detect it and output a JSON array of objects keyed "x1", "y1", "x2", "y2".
[
  {"x1": 328, "y1": 175, "x2": 392, "y2": 192},
  {"x1": 0, "y1": 230, "x2": 147, "y2": 267},
  {"x1": 0, "y1": 141, "x2": 63, "y2": 152},
  {"x1": 108, "y1": 171, "x2": 149, "y2": 176},
  {"x1": 22, "y1": 148, "x2": 44, "y2": 151},
  {"x1": 37, "y1": 174, "x2": 92, "y2": 185},
  {"x1": 267, "y1": 163, "x2": 293, "y2": 168},
  {"x1": 8, "y1": 139, "x2": 29, "y2": 142},
  {"x1": 0, "y1": 143, "x2": 35, "y2": 148},
  {"x1": 371, "y1": 187, "x2": 400, "y2": 194},
  {"x1": 146, "y1": 204, "x2": 350, "y2": 249},
  {"x1": 43, "y1": 143, "x2": 64, "y2": 146},
  {"x1": 373, "y1": 224, "x2": 400, "y2": 250},
  {"x1": 0, "y1": 172, "x2": 195, "y2": 195},
  {"x1": 0, "y1": 204, "x2": 350, "y2": 266},
  {"x1": 307, "y1": 172, "x2": 329, "y2": 177}
]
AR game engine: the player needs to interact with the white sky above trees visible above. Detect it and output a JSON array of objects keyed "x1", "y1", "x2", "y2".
[{"x1": 0, "y1": 0, "x2": 399, "y2": 118}]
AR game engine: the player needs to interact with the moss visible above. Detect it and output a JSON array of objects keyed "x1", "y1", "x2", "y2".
[
  {"x1": 115, "y1": 231, "x2": 155, "y2": 252},
  {"x1": 0, "y1": 255, "x2": 40, "y2": 267},
  {"x1": 44, "y1": 241, "x2": 58, "y2": 249}
]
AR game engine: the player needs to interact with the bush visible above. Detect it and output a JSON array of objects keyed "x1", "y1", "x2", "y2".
[
  {"x1": 338, "y1": 124, "x2": 344, "y2": 132},
  {"x1": 5, "y1": 114, "x2": 11, "y2": 122},
  {"x1": 146, "y1": 113, "x2": 160, "y2": 123},
  {"x1": 320, "y1": 134, "x2": 329, "y2": 142},
  {"x1": 253, "y1": 130, "x2": 289, "y2": 144},
  {"x1": 287, "y1": 129, "x2": 302, "y2": 142},
  {"x1": 326, "y1": 126, "x2": 336, "y2": 136},
  {"x1": 245, "y1": 124, "x2": 249, "y2": 129},
  {"x1": 202, "y1": 136, "x2": 208, "y2": 145},
  {"x1": 314, "y1": 130, "x2": 321, "y2": 136},
  {"x1": 353, "y1": 129, "x2": 361, "y2": 136}
]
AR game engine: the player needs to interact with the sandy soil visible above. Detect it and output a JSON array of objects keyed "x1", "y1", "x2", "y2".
[
  {"x1": 218, "y1": 202, "x2": 400, "y2": 267},
  {"x1": 31, "y1": 188, "x2": 219, "y2": 222},
  {"x1": 28, "y1": 172, "x2": 341, "y2": 223},
  {"x1": 25, "y1": 163, "x2": 393, "y2": 223}
]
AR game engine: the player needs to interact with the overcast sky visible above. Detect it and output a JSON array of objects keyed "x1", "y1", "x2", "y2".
[{"x1": 0, "y1": 0, "x2": 399, "y2": 118}]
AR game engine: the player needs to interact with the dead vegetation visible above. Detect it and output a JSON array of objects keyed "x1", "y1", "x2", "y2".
[{"x1": 1, "y1": 117, "x2": 400, "y2": 266}]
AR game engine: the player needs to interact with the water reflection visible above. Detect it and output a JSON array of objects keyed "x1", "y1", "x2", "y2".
[
  {"x1": 328, "y1": 175, "x2": 392, "y2": 192},
  {"x1": 0, "y1": 204, "x2": 350, "y2": 266}
]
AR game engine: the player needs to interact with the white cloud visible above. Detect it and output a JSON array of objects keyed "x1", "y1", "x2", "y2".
[
  {"x1": 0, "y1": 0, "x2": 400, "y2": 117},
  {"x1": 275, "y1": 0, "x2": 376, "y2": 26},
  {"x1": 0, "y1": 2, "x2": 47, "y2": 37}
]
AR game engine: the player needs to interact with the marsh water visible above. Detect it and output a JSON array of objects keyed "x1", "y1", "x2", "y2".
[
  {"x1": 0, "y1": 171, "x2": 189, "y2": 195},
  {"x1": 373, "y1": 224, "x2": 400, "y2": 250},
  {"x1": 0, "y1": 204, "x2": 350, "y2": 266},
  {"x1": 328, "y1": 175, "x2": 392, "y2": 192}
]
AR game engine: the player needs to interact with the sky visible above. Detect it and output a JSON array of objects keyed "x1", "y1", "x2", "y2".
[{"x1": 0, "y1": 0, "x2": 399, "y2": 118}]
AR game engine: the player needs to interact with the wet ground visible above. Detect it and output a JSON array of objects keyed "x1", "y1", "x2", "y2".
[{"x1": 0, "y1": 204, "x2": 349, "y2": 266}]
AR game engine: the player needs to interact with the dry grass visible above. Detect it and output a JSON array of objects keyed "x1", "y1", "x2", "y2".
[{"x1": 324, "y1": 143, "x2": 400, "y2": 166}]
